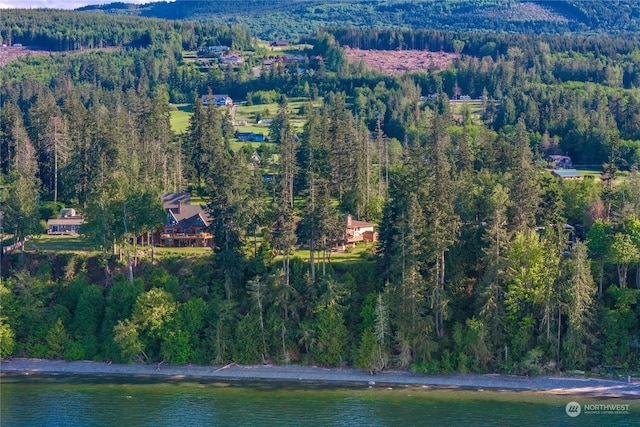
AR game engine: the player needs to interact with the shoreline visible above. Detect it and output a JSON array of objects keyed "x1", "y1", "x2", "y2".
[{"x1": 1, "y1": 358, "x2": 639, "y2": 398}]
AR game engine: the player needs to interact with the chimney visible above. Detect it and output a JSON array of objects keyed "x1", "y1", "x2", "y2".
[{"x1": 347, "y1": 214, "x2": 352, "y2": 227}]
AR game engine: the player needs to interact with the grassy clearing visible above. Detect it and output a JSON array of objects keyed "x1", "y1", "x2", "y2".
[
  {"x1": 170, "y1": 97, "x2": 321, "y2": 137},
  {"x1": 230, "y1": 141, "x2": 272, "y2": 152},
  {"x1": 28, "y1": 234, "x2": 98, "y2": 253},
  {"x1": 170, "y1": 104, "x2": 193, "y2": 134},
  {"x1": 448, "y1": 99, "x2": 487, "y2": 122},
  {"x1": 576, "y1": 168, "x2": 603, "y2": 180},
  {"x1": 27, "y1": 234, "x2": 212, "y2": 258},
  {"x1": 283, "y1": 241, "x2": 376, "y2": 264},
  {"x1": 25, "y1": 233, "x2": 376, "y2": 268},
  {"x1": 143, "y1": 246, "x2": 212, "y2": 258}
]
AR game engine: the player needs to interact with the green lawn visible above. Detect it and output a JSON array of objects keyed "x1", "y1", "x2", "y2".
[
  {"x1": 26, "y1": 233, "x2": 375, "y2": 266},
  {"x1": 145, "y1": 246, "x2": 212, "y2": 258},
  {"x1": 170, "y1": 104, "x2": 193, "y2": 134},
  {"x1": 284, "y1": 241, "x2": 376, "y2": 264},
  {"x1": 576, "y1": 168, "x2": 603, "y2": 180},
  {"x1": 171, "y1": 98, "x2": 320, "y2": 138},
  {"x1": 27, "y1": 234, "x2": 212, "y2": 258},
  {"x1": 28, "y1": 234, "x2": 98, "y2": 253}
]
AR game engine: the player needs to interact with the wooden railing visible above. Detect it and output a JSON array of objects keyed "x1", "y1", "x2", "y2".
[{"x1": 160, "y1": 233, "x2": 213, "y2": 240}]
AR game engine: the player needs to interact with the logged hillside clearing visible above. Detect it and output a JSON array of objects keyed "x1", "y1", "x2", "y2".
[
  {"x1": 0, "y1": 45, "x2": 122, "y2": 67},
  {"x1": 344, "y1": 47, "x2": 460, "y2": 74},
  {"x1": 0, "y1": 46, "x2": 52, "y2": 66}
]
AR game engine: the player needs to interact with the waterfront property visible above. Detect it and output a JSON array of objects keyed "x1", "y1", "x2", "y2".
[
  {"x1": 46, "y1": 209, "x2": 85, "y2": 235},
  {"x1": 158, "y1": 193, "x2": 213, "y2": 247},
  {"x1": 343, "y1": 214, "x2": 378, "y2": 247}
]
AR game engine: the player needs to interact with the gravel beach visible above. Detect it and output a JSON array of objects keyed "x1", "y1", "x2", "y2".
[{"x1": 2, "y1": 358, "x2": 639, "y2": 397}]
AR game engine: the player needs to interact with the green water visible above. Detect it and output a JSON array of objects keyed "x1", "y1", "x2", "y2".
[{"x1": 1, "y1": 375, "x2": 638, "y2": 426}]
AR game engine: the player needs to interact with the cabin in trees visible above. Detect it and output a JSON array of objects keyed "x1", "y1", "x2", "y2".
[
  {"x1": 551, "y1": 169, "x2": 582, "y2": 180},
  {"x1": 201, "y1": 94, "x2": 233, "y2": 107},
  {"x1": 343, "y1": 214, "x2": 378, "y2": 247},
  {"x1": 547, "y1": 155, "x2": 573, "y2": 169},
  {"x1": 158, "y1": 193, "x2": 213, "y2": 247},
  {"x1": 46, "y1": 208, "x2": 85, "y2": 235}
]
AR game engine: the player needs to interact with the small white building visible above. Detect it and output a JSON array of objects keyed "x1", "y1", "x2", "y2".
[{"x1": 47, "y1": 216, "x2": 85, "y2": 235}]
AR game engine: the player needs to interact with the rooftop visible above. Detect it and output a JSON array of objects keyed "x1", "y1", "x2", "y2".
[
  {"x1": 551, "y1": 169, "x2": 582, "y2": 178},
  {"x1": 160, "y1": 192, "x2": 191, "y2": 210}
]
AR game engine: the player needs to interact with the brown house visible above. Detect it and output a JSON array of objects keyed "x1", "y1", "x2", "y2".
[
  {"x1": 344, "y1": 214, "x2": 378, "y2": 246},
  {"x1": 158, "y1": 193, "x2": 213, "y2": 247}
]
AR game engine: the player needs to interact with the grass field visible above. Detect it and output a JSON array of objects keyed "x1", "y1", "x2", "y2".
[
  {"x1": 448, "y1": 99, "x2": 488, "y2": 123},
  {"x1": 170, "y1": 97, "x2": 321, "y2": 138},
  {"x1": 27, "y1": 234, "x2": 212, "y2": 258},
  {"x1": 284, "y1": 241, "x2": 376, "y2": 264},
  {"x1": 170, "y1": 104, "x2": 193, "y2": 134},
  {"x1": 25, "y1": 233, "x2": 375, "y2": 265},
  {"x1": 28, "y1": 234, "x2": 98, "y2": 253},
  {"x1": 576, "y1": 167, "x2": 603, "y2": 180}
]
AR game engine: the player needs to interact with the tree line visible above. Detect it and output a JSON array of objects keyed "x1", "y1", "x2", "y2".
[
  {"x1": 84, "y1": 0, "x2": 640, "y2": 40},
  {"x1": 0, "y1": 14, "x2": 638, "y2": 373}
]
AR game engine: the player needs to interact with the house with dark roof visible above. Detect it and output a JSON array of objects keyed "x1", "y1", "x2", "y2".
[
  {"x1": 158, "y1": 193, "x2": 213, "y2": 247},
  {"x1": 547, "y1": 155, "x2": 573, "y2": 169},
  {"x1": 160, "y1": 192, "x2": 191, "y2": 210}
]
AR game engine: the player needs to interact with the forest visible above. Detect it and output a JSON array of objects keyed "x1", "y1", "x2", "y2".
[
  {"x1": 0, "y1": 10, "x2": 638, "y2": 375},
  {"x1": 82, "y1": 0, "x2": 640, "y2": 40}
]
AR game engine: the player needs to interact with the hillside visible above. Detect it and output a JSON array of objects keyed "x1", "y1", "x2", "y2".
[{"x1": 78, "y1": 0, "x2": 640, "y2": 40}]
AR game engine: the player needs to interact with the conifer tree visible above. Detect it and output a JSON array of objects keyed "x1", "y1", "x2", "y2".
[
  {"x1": 478, "y1": 183, "x2": 511, "y2": 358},
  {"x1": 270, "y1": 96, "x2": 297, "y2": 209},
  {"x1": 3, "y1": 115, "x2": 41, "y2": 257},
  {"x1": 562, "y1": 242, "x2": 596, "y2": 369},
  {"x1": 425, "y1": 113, "x2": 460, "y2": 338},
  {"x1": 508, "y1": 117, "x2": 540, "y2": 233}
]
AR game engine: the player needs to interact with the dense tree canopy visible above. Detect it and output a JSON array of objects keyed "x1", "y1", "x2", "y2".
[{"x1": 0, "y1": 11, "x2": 638, "y2": 374}]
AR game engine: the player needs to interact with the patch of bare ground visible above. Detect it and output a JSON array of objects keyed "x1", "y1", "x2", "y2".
[
  {"x1": 344, "y1": 47, "x2": 460, "y2": 75},
  {"x1": 481, "y1": 2, "x2": 569, "y2": 23},
  {"x1": 0, "y1": 46, "x2": 50, "y2": 66},
  {"x1": 0, "y1": 45, "x2": 121, "y2": 67}
]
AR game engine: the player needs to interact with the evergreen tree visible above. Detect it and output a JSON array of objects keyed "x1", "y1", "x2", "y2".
[
  {"x1": 425, "y1": 113, "x2": 460, "y2": 338},
  {"x1": 206, "y1": 151, "x2": 249, "y2": 300},
  {"x1": 508, "y1": 117, "x2": 540, "y2": 233},
  {"x1": 562, "y1": 242, "x2": 596, "y2": 369},
  {"x1": 478, "y1": 183, "x2": 511, "y2": 362},
  {"x1": 3, "y1": 118, "x2": 41, "y2": 256},
  {"x1": 270, "y1": 96, "x2": 297, "y2": 209}
]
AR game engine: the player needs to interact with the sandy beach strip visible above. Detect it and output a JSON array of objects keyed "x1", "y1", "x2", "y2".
[{"x1": 1, "y1": 358, "x2": 639, "y2": 397}]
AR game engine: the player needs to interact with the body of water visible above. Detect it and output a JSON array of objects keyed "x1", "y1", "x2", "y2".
[{"x1": 1, "y1": 375, "x2": 638, "y2": 426}]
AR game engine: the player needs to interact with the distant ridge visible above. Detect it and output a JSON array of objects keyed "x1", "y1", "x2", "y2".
[{"x1": 76, "y1": 0, "x2": 640, "y2": 39}]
